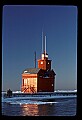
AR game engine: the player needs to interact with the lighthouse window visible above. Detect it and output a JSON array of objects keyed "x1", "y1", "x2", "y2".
[
  {"x1": 41, "y1": 61, "x2": 43, "y2": 64},
  {"x1": 46, "y1": 55, "x2": 48, "y2": 58},
  {"x1": 24, "y1": 79, "x2": 27, "y2": 84},
  {"x1": 52, "y1": 84, "x2": 53, "y2": 86},
  {"x1": 23, "y1": 79, "x2": 24, "y2": 86},
  {"x1": 42, "y1": 54, "x2": 44, "y2": 57}
]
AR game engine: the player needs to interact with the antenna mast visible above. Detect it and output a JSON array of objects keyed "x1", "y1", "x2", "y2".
[
  {"x1": 34, "y1": 51, "x2": 36, "y2": 68},
  {"x1": 42, "y1": 31, "x2": 43, "y2": 53},
  {"x1": 45, "y1": 35, "x2": 46, "y2": 56}
]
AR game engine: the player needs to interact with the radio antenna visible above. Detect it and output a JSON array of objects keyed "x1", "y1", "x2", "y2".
[
  {"x1": 45, "y1": 35, "x2": 46, "y2": 55},
  {"x1": 34, "y1": 51, "x2": 36, "y2": 68},
  {"x1": 42, "y1": 31, "x2": 43, "y2": 53}
]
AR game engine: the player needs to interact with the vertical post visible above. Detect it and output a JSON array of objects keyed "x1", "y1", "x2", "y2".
[
  {"x1": 45, "y1": 35, "x2": 46, "y2": 56},
  {"x1": 34, "y1": 51, "x2": 36, "y2": 68},
  {"x1": 43, "y1": 32, "x2": 45, "y2": 54},
  {"x1": 42, "y1": 31, "x2": 43, "y2": 53}
]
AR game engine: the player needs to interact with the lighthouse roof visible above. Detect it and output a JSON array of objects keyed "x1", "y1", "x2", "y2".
[{"x1": 22, "y1": 68, "x2": 40, "y2": 74}]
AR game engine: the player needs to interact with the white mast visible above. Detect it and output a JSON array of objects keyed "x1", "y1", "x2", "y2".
[
  {"x1": 42, "y1": 31, "x2": 43, "y2": 53},
  {"x1": 45, "y1": 35, "x2": 46, "y2": 56}
]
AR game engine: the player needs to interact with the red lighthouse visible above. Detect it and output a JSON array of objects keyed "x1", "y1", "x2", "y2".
[{"x1": 21, "y1": 33, "x2": 56, "y2": 93}]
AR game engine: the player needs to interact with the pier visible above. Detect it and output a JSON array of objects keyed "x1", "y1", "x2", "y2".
[{"x1": 3, "y1": 91, "x2": 77, "y2": 99}]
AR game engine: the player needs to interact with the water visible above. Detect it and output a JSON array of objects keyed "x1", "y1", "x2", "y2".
[{"x1": 2, "y1": 95, "x2": 77, "y2": 116}]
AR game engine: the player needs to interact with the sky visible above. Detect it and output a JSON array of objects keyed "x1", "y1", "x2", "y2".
[{"x1": 2, "y1": 5, "x2": 77, "y2": 91}]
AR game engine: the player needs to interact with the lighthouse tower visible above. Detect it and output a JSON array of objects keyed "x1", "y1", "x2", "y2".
[
  {"x1": 21, "y1": 32, "x2": 56, "y2": 93},
  {"x1": 38, "y1": 34, "x2": 51, "y2": 70}
]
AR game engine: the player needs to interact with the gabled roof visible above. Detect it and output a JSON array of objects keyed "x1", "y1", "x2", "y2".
[{"x1": 22, "y1": 68, "x2": 40, "y2": 74}]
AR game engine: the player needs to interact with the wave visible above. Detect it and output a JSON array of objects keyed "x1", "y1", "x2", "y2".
[
  {"x1": 2, "y1": 95, "x2": 76, "y2": 105},
  {"x1": 2, "y1": 97, "x2": 58, "y2": 105},
  {"x1": 11, "y1": 101, "x2": 58, "y2": 105}
]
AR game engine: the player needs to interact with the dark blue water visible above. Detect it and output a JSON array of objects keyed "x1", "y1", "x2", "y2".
[{"x1": 2, "y1": 97, "x2": 76, "y2": 116}]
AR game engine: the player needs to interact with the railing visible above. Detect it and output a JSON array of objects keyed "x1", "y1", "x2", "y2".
[{"x1": 21, "y1": 85, "x2": 36, "y2": 93}]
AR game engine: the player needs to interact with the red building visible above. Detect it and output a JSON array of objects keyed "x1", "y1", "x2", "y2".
[{"x1": 21, "y1": 34, "x2": 56, "y2": 93}]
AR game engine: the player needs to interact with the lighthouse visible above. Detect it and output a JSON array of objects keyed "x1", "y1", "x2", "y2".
[{"x1": 21, "y1": 32, "x2": 56, "y2": 93}]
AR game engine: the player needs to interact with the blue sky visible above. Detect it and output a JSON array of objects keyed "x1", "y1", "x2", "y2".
[{"x1": 2, "y1": 5, "x2": 77, "y2": 91}]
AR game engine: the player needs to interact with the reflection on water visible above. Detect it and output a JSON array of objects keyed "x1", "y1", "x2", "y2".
[
  {"x1": 2, "y1": 98, "x2": 76, "y2": 116},
  {"x1": 21, "y1": 104, "x2": 39, "y2": 116},
  {"x1": 21, "y1": 103, "x2": 53, "y2": 116}
]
